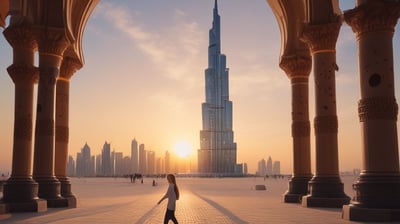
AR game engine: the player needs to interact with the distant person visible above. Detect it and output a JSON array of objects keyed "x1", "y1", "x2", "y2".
[
  {"x1": 152, "y1": 179, "x2": 156, "y2": 187},
  {"x1": 157, "y1": 174, "x2": 179, "y2": 224}
]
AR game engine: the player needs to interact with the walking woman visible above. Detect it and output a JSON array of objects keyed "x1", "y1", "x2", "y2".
[{"x1": 158, "y1": 174, "x2": 179, "y2": 224}]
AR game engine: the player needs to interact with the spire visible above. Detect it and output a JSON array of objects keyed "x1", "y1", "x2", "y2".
[
  {"x1": 209, "y1": 0, "x2": 221, "y2": 67},
  {"x1": 214, "y1": 0, "x2": 218, "y2": 16}
]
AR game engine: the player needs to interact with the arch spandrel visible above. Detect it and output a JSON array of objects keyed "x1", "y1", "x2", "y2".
[
  {"x1": 266, "y1": 0, "x2": 310, "y2": 73},
  {"x1": 64, "y1": 0, "x2": 99, "y2": 66},
  {"x1": 0, "y1": 0, "x2": 9, "y2": 28}
]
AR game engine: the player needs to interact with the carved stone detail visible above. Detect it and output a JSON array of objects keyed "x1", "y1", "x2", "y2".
[
  {"x1": 314, "y1": 115, "x2": 338, "y2": 134},
  {"x1": 3, "y1": 26, "x2": 37, "y2": 50},
  {"x1": 59, "y1": 57, "x2": 83, "y2": 80},
  {"x1": 292, "y1": 121, "x2": 310, "y2": 137},
  {"x1": 301, "y1": 22, "x2": 341, "y2": 53},
  {"x1": 55, "y1": 125, "x2": 69, "y2": 143},
  {"x1": 7, "y1": 65, "x2": 39, "y2": 84},
  {"x1": 280, "y1": 56, "x2": 312, "y2": 79},
  {"x1": 34, "y1": 27, "x2": 70, "y2": 56},
  {"x1": 358, "y1": 97, "x2": 398, "y2": 122},
  {"x1": 344, "y1": 1, "x2": 400, "y2": 37}
]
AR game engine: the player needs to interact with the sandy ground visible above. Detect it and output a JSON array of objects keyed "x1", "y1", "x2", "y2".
[{"x1": 0, "y1": 175, "x2": 393, "y2": 223}]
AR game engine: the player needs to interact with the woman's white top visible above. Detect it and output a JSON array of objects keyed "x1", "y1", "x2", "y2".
[{"x1": 162, "y1": 183, "x2": 177, "y2": 210}]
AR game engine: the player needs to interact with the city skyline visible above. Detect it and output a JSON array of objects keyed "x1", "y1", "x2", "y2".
[
  {"x1": 70, "y1": 140, "x2": 196, "y2": 177},
  {"x1": 1, "y1": 0, "x2": 400, "y2": 175}
]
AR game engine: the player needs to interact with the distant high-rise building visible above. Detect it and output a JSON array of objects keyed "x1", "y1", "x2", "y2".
[
  {"x1": 67, "y1": 155, "x2": 75, "y2": 176},
  {"x1": 131, "y1": 138, "x2": 139, "y2": 173},
  {"x1": 273, "y1": 161, "x2": 281, "y2": 175},
  {"x1": 198, "y1": 0, "x2": 237, "y2": 174},
  {"x1": 95, "y1": 154, "x2": 102, "y2": 176},
  {"x1": 111, "y1": 150, "x2": 115, "y2": 176},
  {"x1": 147, "y1": 151, "x2": 155, "y2": 175},
  {"x1": 139, "y1": 144, "x2": 146, "y2": 174},
  {"x1": 114, "y1": 152, "x2": 124, "y2": 176},
  {"x1": 165, "y1": 151, "x2": 170, "y2": 173},
  {"x1": 243, "y1": 163, "x2": 248, "y2": 175},
  {"x1": 266, "y1": 156, "x2": 273, "y2": 175},
  {"x1": 156, "y1": 157, "x2": 165, "y2": 174},
  {"x1": 102, "y1": 141, "x2": 112, "y2": 176},
  {"x1": 123, "y1": 156, "x2": 131, "y2": 175},
  {"x1": 76, "y1": 143, "x2": 95, "y2": 177},
  {"x1": 258, "y1": 159, "x2": 267, "y2": 176}
]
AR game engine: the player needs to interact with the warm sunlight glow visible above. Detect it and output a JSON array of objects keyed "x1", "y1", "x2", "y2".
[{"x1": 173, "y1": 141, "x2": 192, "y2": 158}]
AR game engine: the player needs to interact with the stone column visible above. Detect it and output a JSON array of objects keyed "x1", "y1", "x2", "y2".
[
  {"x1": 33, "y1": 27, "x2": 69, "y2": 208},
  {"x1": 0, "y1": 26, "x2": 47, "y2": 213},
  {"x1": 280, "y1": 56, "x2": 313, "y2": 203},
  {"x1": 343, "y1": 1, "x2": 400, "y2": 221},
  {"x1": 300, "y1": 22, "x2": 350, "y2": 208},
  {"x1": 54, "y1": 56, "x2": 82, "y2": 208}
]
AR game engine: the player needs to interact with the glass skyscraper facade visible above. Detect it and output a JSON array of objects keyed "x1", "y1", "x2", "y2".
[{"x1": 198, "y1": 0, "x2": 237, "y2": 174}]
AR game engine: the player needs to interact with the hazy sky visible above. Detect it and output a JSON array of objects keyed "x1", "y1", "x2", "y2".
[{"x1": 0, "y1": 0, "x2": 399, "y2": 174}]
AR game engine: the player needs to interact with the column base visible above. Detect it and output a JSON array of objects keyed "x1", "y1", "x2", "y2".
[
  {"x1": 59, "y1": 177, "x2": 77, "y2": 208},
  {"x1": 350, "y1": 173, "x2": 400, "y2": 208},
  {"x1": 34, "y1": 176, "x2": 66, "y2": 208},
  {"x1": 283, "y1": 175, "x2": 312, "y2": 203},
  {"x1": 302, "y1": 175, "x2": 350, "y2": 208},
  {"x1": 2, "y1": 178, "x2": 39, "y2": 203},
  {"x1": 0, "y1": 199, "x2": 47, "y2": 214},
  {"x1": 343, "y1": 204, "x2": 400, "y2": 222}
]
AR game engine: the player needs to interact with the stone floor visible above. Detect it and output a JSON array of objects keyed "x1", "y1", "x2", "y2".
[{"x1": 0, "y1": 176, "x2": 397, "y2": 223}]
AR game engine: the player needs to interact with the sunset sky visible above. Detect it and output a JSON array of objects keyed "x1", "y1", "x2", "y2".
[{"x1": 0, "y1": 0, "x2": 399, "y2": 174}]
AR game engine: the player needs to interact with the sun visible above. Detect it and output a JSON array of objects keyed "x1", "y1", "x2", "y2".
[{"x1": 173, "y1": 141, "x2": 192, "y2": 158}]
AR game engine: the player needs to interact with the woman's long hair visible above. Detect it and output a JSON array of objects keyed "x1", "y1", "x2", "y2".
[{"x1": 167, "y1": 174, "x2": 179, "y2": 200}]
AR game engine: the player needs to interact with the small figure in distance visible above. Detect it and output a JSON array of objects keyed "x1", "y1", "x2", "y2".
[
  {"x1": 152, "y1": 179, "x2": 156, "y2": 187},
  {"x1": 157, "y1": 174, "x2": 179, "y2": 224}
]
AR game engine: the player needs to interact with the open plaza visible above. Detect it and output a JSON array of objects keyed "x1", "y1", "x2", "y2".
[{"x1": 0, "y1": 175, "x2": 389, "y2": 224}]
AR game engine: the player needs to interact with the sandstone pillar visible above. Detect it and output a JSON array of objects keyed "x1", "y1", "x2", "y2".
[
  {"x1": 300, "y1": 22, "x2": 350, "y2": 208},
  {"x1": 33, "y1": 28, "x2": 69, "y2": 208},
  {"x1": 0, "y1": 26, "x2": 47, "y2": 213},
  {"x1": 54, "y1": 56, "x2": 82, "y2": 208},
  {"x1": 280, "y1": 56, "x2": 313, "y2": 203},
  {"x1": 343, "y1": 1, "x2": 400, "y2": 221}
]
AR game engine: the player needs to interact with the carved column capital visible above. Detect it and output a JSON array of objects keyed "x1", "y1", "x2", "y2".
[
  {"x1": 344, "y1": 1, "x2": 400, "y2": 38},
  {"x1": 7, "y1": 65, "x2": 39, "y2": 84},
  {"x1": 34, "y1": 27, "x2": 70, "y2": 58},
  {"x1": 59, "y1": 57, "x2": 83, "y2": 81},
  {"x1": 279, "y1": 56, "x2": 312, "y2": 79},
  {"x1": 301, "y1": 22, "x2": 341, "y2": 54},
  {"x1": 3, "y1": 26, "x2": 38, "y2": 50}
]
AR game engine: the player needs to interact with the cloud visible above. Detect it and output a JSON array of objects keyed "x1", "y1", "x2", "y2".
[{"x1": 96, "y1": 2, "x2": 205, "y2": 83}]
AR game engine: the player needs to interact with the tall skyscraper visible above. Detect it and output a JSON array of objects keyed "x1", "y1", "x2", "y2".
[
  {"x1": 67, "y1": 155, "x2": 75, "y2": 176},
  {"x1": 131, "y1": 138, "x2": 139, "y2": 173},
  {"x1": 139, "y1": 143, "x2": 146, "y2": 174},
  {"x1": 147, "y1": 151, "x2": 155, "y2": 175},
  {"x1": 266, "y1": 156, "x2": 273, "y2": 175},
  {"x1": 102, "y1": 141, "x2": 112, "y2": 176},
  {"x1": 76, "y1": 143, "x2": 94, "y2": 177},
  {"x1": 198, "y1": 0, "x2": 237, "y2": 174},
  {"x1": 165, "y1": 151, "x2": 170, "y2": 173},
  {"x1": 273, "y1": 161, "x2": 281, "y2": 175}
]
